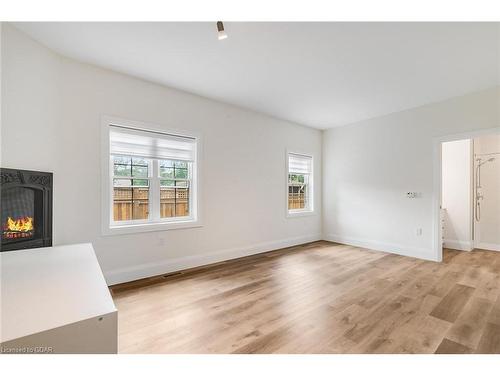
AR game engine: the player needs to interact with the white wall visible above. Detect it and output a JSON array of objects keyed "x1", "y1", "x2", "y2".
[
  {"x1": 474, "y1": 133, "x2": 500, "y2": 251},
  {"x1": 323, "y1": 87, "x2": 500, "y2": 261},
  {"x1": 441, "y1": 139, "x2": 472, "y2": 251},
  {"x1": 1, "y1": 23, "x2": 61, "y2": 174},
  {"x1": 1, "y1": 25, "x2": 323, "y2": 284},
  {"x1": 0, "y1": 22, "x2": 2, "y2": 168}
]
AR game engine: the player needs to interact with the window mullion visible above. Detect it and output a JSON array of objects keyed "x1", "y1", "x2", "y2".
[{"x1": 151, "y1": 159, "x2": 160, "y2": 221}]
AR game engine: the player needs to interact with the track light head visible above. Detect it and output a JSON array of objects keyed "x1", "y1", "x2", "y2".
[{"x1": 217, "y1": 21, "x2": 227, "y2": 40}]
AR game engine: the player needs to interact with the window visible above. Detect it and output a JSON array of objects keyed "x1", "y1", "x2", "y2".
[
  {"x1": 104, "y1": 121, "x2": 199, "y2": 234},
  {"x1": 159, "y1": 160, "x2": 191, "y2": 219},
  {"x1": 287, "y1": 153, "x2": 313, "y2": 214},
  {"x1": 113, "y1": 156, "x2": 151, "y2": 221}
]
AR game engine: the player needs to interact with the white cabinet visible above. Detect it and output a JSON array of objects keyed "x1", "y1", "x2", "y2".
[{"x1": 0, "y1": 243, "x2": 117, "y2": 353}]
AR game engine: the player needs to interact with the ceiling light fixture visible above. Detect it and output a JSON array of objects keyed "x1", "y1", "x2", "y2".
[{"x1": 217, "y1": 21, "x2": 227, "y2": 40}]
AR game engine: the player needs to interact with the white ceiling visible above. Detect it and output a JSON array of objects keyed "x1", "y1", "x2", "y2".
[{"x1": 13, "y1": 22, "x2": 500, "y2": 129}]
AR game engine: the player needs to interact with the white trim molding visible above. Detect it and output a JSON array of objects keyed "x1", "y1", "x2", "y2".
[
  {"x1": 475, "y1": 242, "x2": 500, "y2": 252},
  {"x1": 443, "y1": 239, "x2": 473, "y2": 251},
  {"x1": 324, "y1": 233, "x2": 438, "y2": 262},
  {"x1": 104, "y1": 233, "x2": 322, "y2": 285}
]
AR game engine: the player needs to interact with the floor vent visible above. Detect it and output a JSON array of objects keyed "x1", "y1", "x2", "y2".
[{"x1": 162, "y1": 272, "x2": 183, "y2": 279}]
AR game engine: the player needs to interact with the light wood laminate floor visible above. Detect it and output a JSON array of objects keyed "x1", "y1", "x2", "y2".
[{"x1": 111, "y1": 241, "x2": 500, "y2": 353}]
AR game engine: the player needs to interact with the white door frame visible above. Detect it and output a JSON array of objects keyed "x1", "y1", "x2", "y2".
[{"x1": 432, "y1": 126, "x2": 500, "y2": 261}]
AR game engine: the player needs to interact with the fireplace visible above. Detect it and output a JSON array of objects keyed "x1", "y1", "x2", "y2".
[{"x1": 1, "y1": 168, "x2": 52, "y2": 251}]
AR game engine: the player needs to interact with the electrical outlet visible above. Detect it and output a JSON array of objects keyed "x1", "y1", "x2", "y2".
[{"x1": 416, "y1": 228, "x2": 422, "y2": 236}]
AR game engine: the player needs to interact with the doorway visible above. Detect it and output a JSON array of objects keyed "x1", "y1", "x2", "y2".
[
  {"x1": 473, "y1": 134, "x2": 500, "y2": 251},
  {"x1": 436, "y1": 128, "x2": 500, "y2": 260}
]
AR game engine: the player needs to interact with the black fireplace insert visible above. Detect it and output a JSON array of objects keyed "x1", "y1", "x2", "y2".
[{"x1": 1, "y1": 168, "x2": 53, "y2": 251}]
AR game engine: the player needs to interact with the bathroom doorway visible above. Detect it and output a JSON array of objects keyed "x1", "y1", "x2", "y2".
[
  {"x1": 440, "y1": 132, "x2": 500, "y2": 255},
  {"x1": 473, "y1": 133, "x2": 500, "y2": 251}
]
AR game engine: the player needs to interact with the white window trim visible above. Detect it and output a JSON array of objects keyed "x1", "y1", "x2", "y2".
[
  {"x1": 286, "y1": 150, "x2": 315, "y2": 218},
  {"x1": 101, "y1": 115, "x2": 202, "y2": 235}
]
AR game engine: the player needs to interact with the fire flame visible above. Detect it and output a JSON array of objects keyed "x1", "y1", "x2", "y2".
[{"x1": 5, "y1": 216, "x2": 34, "y2": 232}]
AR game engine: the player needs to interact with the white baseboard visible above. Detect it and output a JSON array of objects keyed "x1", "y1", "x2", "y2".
[
  {"x1": 324, "y1": 234, "x2": 438, "y2": 262},
  {"x1": 443, "y1": 239, "x2": 473, "y2": 251},
  {"x1": 475, "y1": 242, "x2": 500, "y2": 252},
  {"x1": 105, "y1": 233, "x2": 322, "y2": 285}
]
